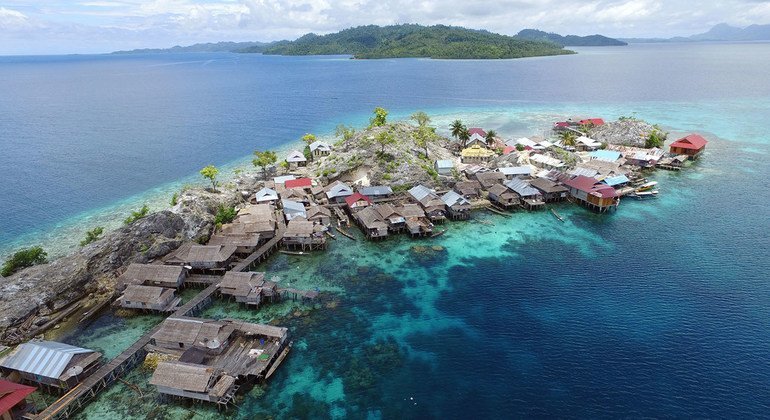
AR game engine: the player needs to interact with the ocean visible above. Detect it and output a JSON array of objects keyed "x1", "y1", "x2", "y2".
[{"x1": 2, "y1": 43, "x2": 770, "y2": 418}]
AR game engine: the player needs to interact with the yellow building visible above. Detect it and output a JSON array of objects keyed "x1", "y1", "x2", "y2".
[{"x1": 461, "y1": 144, "x2": 496, "y2": 163}]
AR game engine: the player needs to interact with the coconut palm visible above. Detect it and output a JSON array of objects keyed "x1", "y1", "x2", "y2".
[
  {"x1": 450, "y1": 120, "x2": 465, "y2": 140},
  {"x1": 561, "y1": 131, "x2": 577, "y2": 147},
  {"x1": 485, "y1": 130, "x2": 498, "y2": 148},
  {"x1": 458, "y1": 127, "x2": 470, "y2": 147}
]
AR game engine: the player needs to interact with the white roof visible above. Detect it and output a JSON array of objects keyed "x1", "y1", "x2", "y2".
[
  {"x1": 529, "y1": 153, "x2": 564, "y2": 168},
  {"x1": 254, "y1": 187, "x2": 278, "y2": 202},
  {"x1": 498, "y1": 166, "x2": 531, "y2": 176},
  {"x1": 309, "y1": 141, "x2": 331, "y2": 153},
  {"x1": 286, "y1": 150, "x2": 307, "y2": 163},
  {"x1": 469, "y1": 132, "x2": 485, "y2": 143},
  {"x1": 577, "y1": 136, "x2": 602, "y2": 147},
  {"x1": 441, "y1": 190, "x2": 470, "y2": 206},
  {"x1": 326, "y1": 182, "x2": 354, "y2": 199},
  {"x1": 273, "y1": 175, "x2": 296, "y2": 184},
  {"x1": 435, "y1": 159, "x2": 454, "y2": 169}
]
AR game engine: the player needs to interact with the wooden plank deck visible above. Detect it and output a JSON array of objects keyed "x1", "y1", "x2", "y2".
[{"x1": 231, "y1": 222, "x2": 286, "y2": 273}]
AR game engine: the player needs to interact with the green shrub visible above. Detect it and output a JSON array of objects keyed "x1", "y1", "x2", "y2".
[
  {"x1": 214, "y1": 205, "x2": 237, "y2": 225},
  {"x1": 80, "y1": 227, "x2": 104, "y2": 246},
  {"x1": 1, "y1": 246, "x2": 47, "y2": 277},
  {"x1": 170, "y1": 192, "x2": 178, "y2": 206},
  {"x1": 124, "y1": 205, "x2": 150, "y2": 225},
  {"x1": 382, "y1": 173, "x2": 392, "y2": 180}
]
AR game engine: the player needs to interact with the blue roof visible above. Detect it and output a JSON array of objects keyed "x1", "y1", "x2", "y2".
[
  {"x1": 590, "y1": 150, "x2": 621, "y2": 162},
  {"x1": 603, "y1": 174, "x2": 630, "y2": 187}
]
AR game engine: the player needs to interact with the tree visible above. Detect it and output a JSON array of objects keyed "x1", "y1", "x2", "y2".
[
  {"x1": 80, "y1": 226, "x2": 104, "y2": 246},
  {"x1": 335, "y1": 124, "x2": 356, "y2": 141},
  {"x1": 200, "y1": 165, "x2": 219, "y2": 191},
  {"x1": 458, "y1": 127, "x2": 470, "y2": 147},
  {"x1": 302, "y1": 133, "x2": 317, "y2": 145},
  {"x1": 646, "y1": 129, "x2": 665, "y2": 149},
  {"x1": 370, "y1": 107, "x2": 388, "y2": 127},
  {"x1": 124, "y1": 204, "x2": 150, "y2": 225},
  {"x1": 485, "y1": 130, "x2": 498, "y2": 148},
  {"x1": 411, "y1": 111, "x2": 430, "y2": 128},
  {"x1": 560, "y1": 131, "x2": 577, "y2": 147},
  {"x1": 375, "y1": 130, "x2": 396, "y2": 154},
  {"x1": 252, "y1": 150, "x2": 277, "y2": 179},
  {"x1": 450, "y1": 120, "x2": 465, "y2": 140},
  {"x1": 1, "y1": 246, "x2": 47, "y2": 277},
  {"x1": 414, "y1": 125, "x2": 436, "y2": 157}
]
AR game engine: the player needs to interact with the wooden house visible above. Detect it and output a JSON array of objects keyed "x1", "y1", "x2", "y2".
[
  {"x1": 505, "y1": 179, "x2": 545, "y2": 210},
  {"x1": 309, "y1": 140, "x2": 332, "y2": 158},
  {"x1": 151, "y1": 317, "x2": 235, "y2": 354},
  {"x1": 669, "y1": 134, "x2": 707, "y2": 159},
  {"x1": 283, "y1": 220, "x2": 326, "y2": 250},
  {"x1": 149, "y1": 361, "x2": 236, "y2": 404},
  {"x1": 118, "y1": 284, "x2": 181, "y2": 312},
  {"x1": 281, "y1": 199, "x2": 306, "y2": 222},
  {"x1": 353, "y1": 206, "x2": 388, "y2": 240},
  {"x1": 251, "y1": 187, "x2": 278, "y2": 205},
  {"x1": 453, "y1": 180, "x2": 482, "y2": 199},
  {"x1": 374, "y1": 203, "x2": 406, "y2": 232},
  {"x1": 233, "y1": 204, "x2": 277, "y2": 239},
  {"x1": 207, "y1": 232, "x2": 261, "y2": 255},
  {"x1": 219, "y1": 272, "x2": 276, "y2": 307},
  {"x1": 435, "y1": 159, "x2": 454, "y2": 176},
  {"x1": 325, "y1": 181, "x2": 354, "y2": 204},
  {"x1": 441, "y1": 191, "x2": 472, "y2": 220},
  {"x1": 345, "y1": 192, "x2": 372, "y2": 212},
  {"x1": 475, "y1": 171, "x2": 506, "y2": 190},
  {"x1": 116, "y1": 263, "x2": 187, "y2": 290},
  {"x1": 487, "y1": 183, "x2": 520, "y2": 209},
  {"x1": 575, "y1": 136, "x2": 602, "y2": 152},
  {"x1": 461, "y1": 144, "x2": 495, "y2": 163},
  {"x1": 306, "y1": 205, "x2": 331, "y2": 226},
  {"x1": 359, "y1": 186, "x2": 393, "y2": 201},
  {"x1": 529, "y1": 177, "x2": 569, "y2": 202},
  {"x1": 408, "y1": 185, "x2": 446, "y2": 222},
  {"x1": 0, "y1": 341, "x2": 101, "y2": 391},
  {"x1": 498, "y1": 166, "x2": 532, "y2": 179},
  {"x1": 0, "y1": 379, "x2": 36, "y2": 419},
  {"x1": 559, "y1": 174, "x2": 619, "y2": 212},
  {"x1": 397, "y1": 204, "x2": 433, "y2": 236},
  {"x1": 285, "y1": 150, "x2": 307, "y2": 169},
  {"x1": 165, "y1": 244, "x2": 238, "y2": 271},
  {"x1": 657, "y1": 154, "x2": 688, "y2": 170}
]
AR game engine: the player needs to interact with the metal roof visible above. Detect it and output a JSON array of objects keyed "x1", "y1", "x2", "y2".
[
  {"x1": 326, "y1": 182, "x2": 353, "y2": 199},
  {"x1": 504, "y1": 179, "x2": 540, "y2": 198},
  {"x1": 273, "y1": 175, "x2": 296, "y2": 184},
  {"x1": 408, "y1": 185, "x2": 435, "y2": 202},
  {"x1": 498, "y1": 166, "x2": 531, "y2": 176},
  {"x1": 602, "y1": 174, "x2": 630, "y2": 187},
  {"x1": 285, "y1": 150, "x2": 307, "y2": 162},
  {"x1": 281, "y1": 199, "x2": 306, "y2": 215},
  {"x1": 0, "y1": 341, "x2": 93, "y2": 379},
  {"x1": 360, "y1": 186, "x2": 393, "y2": 196},
  {"x1": 441, "y1": 190, "x2": 469, "y2": 206},
  {"x1": 435, "y1": 159, "x2": 454, "y2": 169},
  {"x1": 568, "y1": 167, "x2": 599, "y2": 178},
  {"x1": 590, "y1": 150, "x2": 621, "y2": 162},
  {"x1": 309, "y1": 141, "x2": 331, "y2": 152},
  {"x1": 254, "y1": 187, "x2": 278, "y2": 202}
]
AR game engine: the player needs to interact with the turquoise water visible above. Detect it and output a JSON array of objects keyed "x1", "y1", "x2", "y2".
[{"x1": 3, "y1": 43, "x2": 770, "y2": 417}]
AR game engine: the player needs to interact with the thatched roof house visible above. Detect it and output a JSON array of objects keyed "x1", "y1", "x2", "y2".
[
  {"x1": 353, "y1": 207, "x2": 388, "y2": 239},
  {"x1": 165, "y1": 244, "x2": 238, "y2": 271},
  {"x1": 118, "y1": 284, "x2": 180, "y2": 312},
  {"x1": 116, "y1": 263, "x2": 187, "y2": 290},
  {"x1": 283, "y1": 220, "x2": 326, "y2": 250},
  {"x1": 219, "y1": 272, "x2": 276, "y2": 306}
]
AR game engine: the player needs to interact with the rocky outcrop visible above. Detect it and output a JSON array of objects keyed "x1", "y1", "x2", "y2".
[
  {"x1": 0, "y1": 187, "x2": 238, "y2": 345},
  {"x1": 588, "y1": 119, "x2": 666, "y2": 148}
]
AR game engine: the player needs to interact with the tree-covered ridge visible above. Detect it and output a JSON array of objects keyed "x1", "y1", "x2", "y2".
[
  {"x1": 247, "y1": 24, "x2": 573, "y2": 59},
  {"x1": 516, "y1": 29, "x2": 627, "y2": 46}
]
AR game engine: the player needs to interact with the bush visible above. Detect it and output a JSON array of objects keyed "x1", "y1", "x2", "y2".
[
  {"x1": 1, "y1": 246, "x2": 47, "y2": 277},
  {"x1": 214, "y1": 205, "x2": 237, "y2": 225},
  {"x1": 515, "y1": 144, "x2": 525, "y2": 151},
  {"x1": 124, "y1": 205, "x2": 150, "y2": 225},
  {"x1": 80, "y1": 227, "x2": 104, "y2": 246},
  {"x1": 170, "y1": 192, "x2": 178, "y2": 206}
]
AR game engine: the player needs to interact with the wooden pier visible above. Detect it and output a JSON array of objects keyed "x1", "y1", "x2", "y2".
[{"x1": 231, "y1": 223, "x2": 286, "y2": 272}]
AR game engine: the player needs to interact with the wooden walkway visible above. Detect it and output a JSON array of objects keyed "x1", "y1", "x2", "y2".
[{"x1": 35, "y1": 222, "x2": 288, "y2": 418}]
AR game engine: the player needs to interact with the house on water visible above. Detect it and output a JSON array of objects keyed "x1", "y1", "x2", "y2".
[
  {"x1": 118, "y1": 285, "x2": 181, "y2": 312},
  {"x1": 208, "y1": 232, "x2": 261, "y2": 255},
  {"x1": 475, "y1": 171, "x2": 506, "y2": 190},
  {"x1": 453, "y1": 180, "x2": 482, "y2": 199},
  {"x1": 285, "y1": 150, "x2": 307, "y2": 169},
  {"x1": 359, "y1": 186, "x2": 393, "y2": 201},
  {"x1": 165, "y1": 244, "x2": 238, "y2": 272},
  {"x1": 669, "y1": 134, "x2": 707, "y2": 159},
  {"x1": 560, "y1": 174, "x2": 619, "y2": 212},
  {"x1": 306, "y1": 205, "x2": 332, "y2": 226},
  {"x1": 116, "y1": 263, "x2": 187, "y2": 290},
  {"x1": 397, "y1": 204, "x2": 433, "y2": 236},
  {"x1": 441, "y1": 191, "x2": 471, "y2": 220},
  {"x1": 408, "y1": 185, "x2": 446, "y2": 222},
  {"x1": 345, "y1": 192, "x2": 372, "y2": 212},
  {"x1": 283, "y1": 220, "x2": 326, "y2": 250},
  {"x1": 219, "y1": 272, "x2": 277, "y2": 307},
  {"x1": 498, "y1": 166, "x2": 532, "y2": 179},
  {"x1": 505, "y1": 178, "x2": 545, "y2": 210},
  {"x1": 325, "y1": 181, "x2": 354, "y2": 204},
  {"x1": 0, "y1": 341, "x2": 101, "y2": 392},
  {"x1": 353, "y1": 206, "x2": 389, "y2": 240},
  {"x1": 487, "y1": 183, "x2": 520, "y2": 210},
  {"x1": 0, "y1": 379, "x2": 36, "y2": 419},
  {"x1": 529, "y1": 177, "x2": 569, "y2": 202},
  {"x1": 373, "y1": 203, "x2": 406, "y2": 232},
  {"x1": 281, "y1": 199, "x2": 307, "y2": 222}
]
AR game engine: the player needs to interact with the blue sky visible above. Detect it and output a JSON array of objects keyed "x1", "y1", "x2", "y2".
[{"x1": 1, "y1": 0, "x2": 769, "y2": 54}]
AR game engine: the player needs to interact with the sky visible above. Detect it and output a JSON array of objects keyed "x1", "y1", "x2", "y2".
[{"x1": 1, "y1": 0, "x2": 769, "y2": 55}]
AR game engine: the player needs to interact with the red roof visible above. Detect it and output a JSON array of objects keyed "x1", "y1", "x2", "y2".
[
  {"x1": 562, "y1": 175, "x2": 616, "y2": 197},
  {"x1": 502, "y1": 146, "x2": 516, "y2": 155},
  {"x1": 670, "y1": 134, "x2": 708, "y2": 150},
  {"x1": 467, "y1": 127, "x2": 487, "y2": 137},
  {"x1": 579, "y1": 118, "x2": 605, "y2": 126},
  {"x1": 344, "y1": 192, "x2": 372, "y2": 207},
  {"x1": 554, "y1": 121, "x2": 571, "y2": 127},
  {"x1": 0, "y1": 380, "x2": 36, "y2": 415},
  {"x1": 284, "y1": 178, "x2": 312, "y2": 189}
]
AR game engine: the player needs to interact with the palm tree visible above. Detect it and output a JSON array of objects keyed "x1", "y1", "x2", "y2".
[
  {"x1": 485, "y1": 130, "x2": 498, "y2": 148},
  {"x1": 450, "y1": 120, "x2": 465, "y2": 140},
  {"x1": 458, "y1": 127, "x2": 470, "y2": 147},
  {"x1": 560, "y1": 131, "x2": 577, "y2": 147}
]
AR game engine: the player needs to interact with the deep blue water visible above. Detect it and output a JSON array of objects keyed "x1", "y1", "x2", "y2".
[{"x1": 2, "y1": 43, "x2": 770, "y2": 418}]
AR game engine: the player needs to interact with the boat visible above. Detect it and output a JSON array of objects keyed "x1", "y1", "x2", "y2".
[
  {"x1": 431, "y1": 229, "x2": 447, "y2": 238},
  {"x1": 636, "y1": 181, "x2": 658, "y2": 192},
  {"x1": 550, "y1": 208, "x2": 565, "y2": 222},
  {"x1": 279, "y1": 250, "x2": 307, "y2": 256},
  {"x1": 336, "y1": 226, "x2": 356, "y2": 241},
  {"x1": 630, "y1": 191, "x2": 658, "y2": 200}
]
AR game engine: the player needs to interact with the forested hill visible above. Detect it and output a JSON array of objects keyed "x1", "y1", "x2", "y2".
[
  {"x1": 516, "y1": 29, "x2": 627, "y2": 46},
  {"x1": 243, "y1": 24, "x2": 573, "y2": 59}
]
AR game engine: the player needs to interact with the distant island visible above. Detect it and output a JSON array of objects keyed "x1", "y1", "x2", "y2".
[
  {"x1": 112, "y1": 41, "x2": 274, "y2": 54},
  {"x1": 248, "y1": 24, "x2": 574, "y2": 59},
  {"x1": 621, "y1": 23, "x2": 770, "y2": 43},
  {"x1": 516, "y1": 29, "x2": 627, "y2": 46}
]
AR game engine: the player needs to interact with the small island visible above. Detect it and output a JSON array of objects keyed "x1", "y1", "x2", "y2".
[
  {"x1": 0, "y1": 108, "x2": 708, "y2": 418},
  {"x1": 248, "y1": 24, "x2": 574, "y2": 59}
]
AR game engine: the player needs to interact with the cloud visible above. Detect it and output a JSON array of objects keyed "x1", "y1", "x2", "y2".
[{"x1": 1, "y1": 0, "x2": 769, "y2": 54}]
